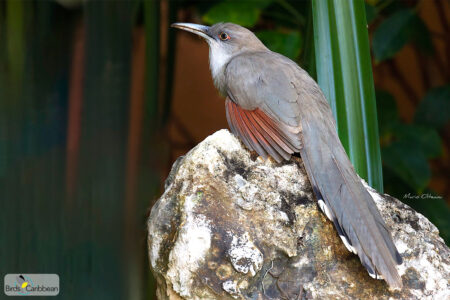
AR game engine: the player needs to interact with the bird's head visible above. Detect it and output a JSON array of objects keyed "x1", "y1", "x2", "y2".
[
  {"x1": 171, "y1": 22, "x2": 267, "y2": 82},
  {"x1": 171, "y1": 22, "x2": 267, "y2": 54}
]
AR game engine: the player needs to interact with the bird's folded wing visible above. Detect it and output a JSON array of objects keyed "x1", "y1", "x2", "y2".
[{"x1": 225, "y1": 98, "x2": 301, "y2": 163}]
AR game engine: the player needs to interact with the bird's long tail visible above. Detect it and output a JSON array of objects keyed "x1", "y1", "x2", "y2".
[{"x1": 299, "y1": 117, "x2": 403, "y2": 289}]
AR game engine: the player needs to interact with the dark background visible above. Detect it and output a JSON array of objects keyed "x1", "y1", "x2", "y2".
[{"x1": 0, "y1": 0, "x2": 449, "y2": 299}]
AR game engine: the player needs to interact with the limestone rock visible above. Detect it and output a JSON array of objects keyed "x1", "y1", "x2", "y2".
[{"x1": 148, "y1": 130, "x2": 450, "y2": 300}]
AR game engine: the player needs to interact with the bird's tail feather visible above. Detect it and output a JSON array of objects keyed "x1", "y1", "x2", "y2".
[{"x1": 299, "y1": 119, "x2": 403, "y2": 289}]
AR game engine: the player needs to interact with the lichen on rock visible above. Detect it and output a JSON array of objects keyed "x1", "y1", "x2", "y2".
[{"x1": 148, "y1": 129, "x2": 450, "y2": 299}]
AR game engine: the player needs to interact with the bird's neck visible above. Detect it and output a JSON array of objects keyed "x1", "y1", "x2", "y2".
[{"x1": 208, "y1": 43, "x2": 232, "y2": 94}]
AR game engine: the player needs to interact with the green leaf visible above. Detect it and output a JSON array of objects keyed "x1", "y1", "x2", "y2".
[
  {"x1": 365, "y1": 3, "x2": 377, "y2": 24},
  {"x1": 372, "y1": 9, "x2": 432, "y2": 62},
  {"x1": 256, "y1": 30, "x2": 302, "y2": 60},
  {"x1": 393, "y1": 124, "x2": 442, "y2": 159},
  {"x1": 312, "y1": 0, "x2": 384, "y2": 192},
  {"x1": 415, "y1": 85, "x2": 450, "y2": 129},
  {"x1": 202, "y1": 0, "x2": 273, "y2": 27},
  {"x1": 376, "y1": 90, "x2": 399, "y2": 136},
  {"x1": 411, "y1": 14, "x2": 433, "y2": 54},
  {"x1": 382, "y1": 140, "x2": 430, "y2": 192},
  {"x1": 302, "y1": 2, "x2": 316, "y2": 78},
  {"x1": 382, "y1": 167, "x2": 415, "y2": 200}
]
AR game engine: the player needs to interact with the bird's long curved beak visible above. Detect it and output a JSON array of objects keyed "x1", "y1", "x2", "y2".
[{"x1": 171, "y1": 23, "x2": 211, "y2": 41}]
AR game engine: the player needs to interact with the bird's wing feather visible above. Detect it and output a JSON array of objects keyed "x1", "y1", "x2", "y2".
[
  {"x1": 225, "y1": 98, "x2": 300, "y2": 162},
  {"x1": 225, "y1": 51, "x2": 402, "y2": 288}
]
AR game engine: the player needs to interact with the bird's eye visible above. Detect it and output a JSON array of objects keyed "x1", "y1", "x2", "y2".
[{"x1": 219, "y1": 32, "x2": 230, "y2": 41}]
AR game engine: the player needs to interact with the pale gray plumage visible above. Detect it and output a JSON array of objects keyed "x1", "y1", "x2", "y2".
[{"x1": 172, "y1": 22, "x2": 403, "y2": 289}]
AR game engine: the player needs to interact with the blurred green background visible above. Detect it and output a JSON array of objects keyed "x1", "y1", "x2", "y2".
[{"x1": 0, "y1": 0, "x2": 449, "y2": 299}]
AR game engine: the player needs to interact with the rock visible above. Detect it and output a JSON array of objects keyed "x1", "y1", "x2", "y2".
[{"x1": 147, "y1": 130, "x2": 450, "y2": 300}]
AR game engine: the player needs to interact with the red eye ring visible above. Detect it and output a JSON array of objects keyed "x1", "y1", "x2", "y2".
[{"x1": 219, "y1": 32, "x2": 230, "y2": 41}]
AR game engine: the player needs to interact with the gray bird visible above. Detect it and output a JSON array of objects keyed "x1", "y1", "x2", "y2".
[{"x1": 172, "y1": 22, "x2": 403, "y2": 289}]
